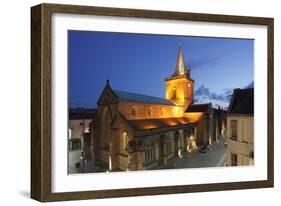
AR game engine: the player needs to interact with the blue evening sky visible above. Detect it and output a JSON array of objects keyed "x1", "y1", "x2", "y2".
[{"x1": 68, "y1": 30, "x2": 253, "y2": 108}]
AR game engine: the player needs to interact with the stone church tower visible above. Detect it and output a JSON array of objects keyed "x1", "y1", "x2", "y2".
[{"x1": 165, "y1": 46, "x2": 194, "y2": 109}]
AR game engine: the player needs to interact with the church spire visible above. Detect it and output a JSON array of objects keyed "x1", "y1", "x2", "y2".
[{"x1": 172, "y1": 46, "x2": 190, "y2": 77}]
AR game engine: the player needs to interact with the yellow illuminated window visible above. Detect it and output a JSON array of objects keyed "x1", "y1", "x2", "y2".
[{"x1": 121, "y1": 132, "x2": 128, "y2": 150}]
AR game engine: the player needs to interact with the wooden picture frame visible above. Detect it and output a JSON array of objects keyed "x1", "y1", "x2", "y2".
[{"x1": 31, "y1": 3, "x2": 274, "y2": 202}]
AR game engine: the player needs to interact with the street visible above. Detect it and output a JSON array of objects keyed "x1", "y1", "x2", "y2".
[
  {"x1": 152, "y1": 136, "x2": 227, "y2": 170},
  {"x1": 68, "y1": 149, "x2": 108, "y2": 174},
  {"x1": 68, "y1": 136, "x2": 227, "y2": 173}
]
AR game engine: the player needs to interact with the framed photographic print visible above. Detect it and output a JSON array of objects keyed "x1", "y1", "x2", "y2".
[{"x1": 31, "y1": 3, "x2": 274, "y2": 202}]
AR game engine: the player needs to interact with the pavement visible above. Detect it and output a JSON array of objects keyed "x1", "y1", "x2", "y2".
[
  {"x1": 68, "y1": 149, "x2": 81, "y2": 174},
  {"x1": 151, "y1": 136, "x2": 227, "y2": 170}
]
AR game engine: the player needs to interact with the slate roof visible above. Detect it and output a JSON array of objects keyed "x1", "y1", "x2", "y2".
[
  {"x1": 228, "y1": 88, "x2": 254, "y2": 115},
  {"x1": 185, "y1": 103, "x2": 211, "y2": 113},
  {"x1": 213, "y1": 108, "x2": 227, "y2": 117},
  {"x1": 113, "y1": 90, "x2": 176, "y2": 106},
  {"x1": 128, "y1": 117, "x2": 195, "y2": 131},
  {"x1": 69, "y1": 108, "x2": 98, "y2": 120}
]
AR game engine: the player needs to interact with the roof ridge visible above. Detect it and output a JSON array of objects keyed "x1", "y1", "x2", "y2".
[
  {"x1": 112, "y1": 89, "x2": 176, "y2": 106},
  {"x1": 113, "y1": 89, "x2": 168, "y2": 100}
]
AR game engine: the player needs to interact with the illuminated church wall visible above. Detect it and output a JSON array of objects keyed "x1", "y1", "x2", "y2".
[{"x1": 118, "y1": 101, "x2": 185, "y2": 120}]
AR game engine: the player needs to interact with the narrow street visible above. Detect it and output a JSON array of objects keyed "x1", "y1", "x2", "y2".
[
  {"x1": 152, "y1": 136, "x2": 227, "y2": 170},
  {"x1": 68, "y1": 149, "x2": 107, "y2": 174}
]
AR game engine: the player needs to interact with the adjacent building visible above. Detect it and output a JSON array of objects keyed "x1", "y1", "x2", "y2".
[
  {"x1": 213, "y1": 107, "x2": 227, "y2": 142},
  {"x1": 226, "y1": 88, "x2": 254, "y2": 166},
  {"x1": 68, "y1": 108, "x2": 97, "y2": 160},
  {"x1": 89, "y1": 46, "x2": 225, "y2": 171}
]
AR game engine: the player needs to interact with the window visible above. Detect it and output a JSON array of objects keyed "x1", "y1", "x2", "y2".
[
  {"x1": 160, "y1": 107, "x2": 164, "y2": 117},
  {"x1": 172, "y1": 108, "x2": 176, "y2": 117},
  {"x1": 130, "y1": 107, "x2": 136, "y2": 116},
  {"x1": 242, "y1": 120, "x2": 248, "y2": 143},
  {"x1": 121, "y1": 132, "x2": 128, "y2": 150},
  {"x1": 172, "y1": 87, "x2": 176, "y2": 99},
  {"x1": 231, "y1": 153, "x2": 238, "y2": 166},
  {"x1": 188, "y1": 83, "x2": 191, "y2": 96},
  {"x1": 145, "y1": 143, "x2": 155, "y2": 163},
  {"x1": 165, "y1": 140, "x2": 172, "y2": 155},
  {"x1": 231, "y1": 120, "x2": 238, "y2": 140},
  {"x1": 147, "y1": 107, "x2": 152, "y2": 117}
]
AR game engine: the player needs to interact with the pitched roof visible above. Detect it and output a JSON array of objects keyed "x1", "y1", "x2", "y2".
[
  {"x1": 128, "y1": 117, "x2": 195, "y2": 131},
  {"x1": 69, "y1": 108, "x2": 98, "y2": 120},
  {"x1": 185, "y1": 103, "x2": 212, "y2": 113},
  {"x1": 113, "y1": 90, "x2": 176, "y2": 106},
  {"x1": 228, "y1": 88, "x2": 254, "y2": 115}
]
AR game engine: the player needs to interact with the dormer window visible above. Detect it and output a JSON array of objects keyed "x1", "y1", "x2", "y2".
[{"x1": 130, "y1": 107, "x2": 136, "y2": 116}]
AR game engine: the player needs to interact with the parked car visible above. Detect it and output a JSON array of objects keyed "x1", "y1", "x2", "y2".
[{"x1": 199, "y1": 145, "x2": 209, "y2": 153}]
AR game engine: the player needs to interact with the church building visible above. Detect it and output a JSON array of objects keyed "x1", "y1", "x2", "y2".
[{"x1": 91, "y1": 46, "x2": 216, "y2": 171}]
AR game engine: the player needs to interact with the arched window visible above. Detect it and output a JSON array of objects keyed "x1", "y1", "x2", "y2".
[
  {"x1": 121, "y1": 131, "x2": 129, "y2": 150},
  {"x1": 172, "y1": 87, "x2": 177, "y2": 99},
  {"x1": 100, "y1": 107, "x2": 112, "y2": 149},
  {"x1": 188, "y1": 83, "x2": 192, "y2": 96},
  {"x1": 160, "y1": 107, "x2": 164, "y2": 117},
  {"x1": 145, "y1": 143, "x2": 155, "y2": 163},
  {"x1": 147, "y1": 107, "x2": 152, "y2": 117},
  {"x1": 130, "y1": 107, "x2": 136, "y2": 116},
  {"x1": 104, "y1": 110, "x2": 111, "y2": 146}
]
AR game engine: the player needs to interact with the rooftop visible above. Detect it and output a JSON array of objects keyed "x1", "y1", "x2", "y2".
[
  {"x1": 113, "y1": 90, "x2": 176, "y2": 106},
  {"x1": 186, "y1": 103, "x2": 212, "y2": 113},
  {"x1": 228, "y1": 88, "x2": 254, "y2": 115},
  {"x1": 69, "y1": 108, "x2": 98, "y2": 120}
]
